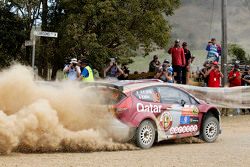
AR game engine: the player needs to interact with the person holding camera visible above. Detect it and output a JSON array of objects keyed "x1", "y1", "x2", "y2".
[
  {"x1": 154, "y1": 60, "x2": 174, "y2": 83},
  {"x1": 228, "y1": 63, "x2": 241, "y2": 87},
  {"x1": 104, "y1": 58, "x2": 124, "y2": 80},
  {"x1": 205, "y1": 61, "x2": 223, "y2": 87},
  {"x1": 63, "y1": 58, "x2": 81, "y2": 81}
]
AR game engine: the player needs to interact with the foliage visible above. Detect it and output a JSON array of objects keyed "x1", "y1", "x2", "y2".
[
  {"x1": 54, "y1": 0, "x2": 180, "y2": 72},
  {"x1": 0, "y1": 3, "x2": 26, "y2": 67},
  {"x1": 228, "y1": 43, "x2": 249, "y2": 63},
  {"x1": 0, "y1": 0, "x2": 180, "y2": 78}
]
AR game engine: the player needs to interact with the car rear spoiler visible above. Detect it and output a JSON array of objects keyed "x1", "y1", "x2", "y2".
[{"x1": 80, "y1": 82, "x2": 124, "y2": 91}]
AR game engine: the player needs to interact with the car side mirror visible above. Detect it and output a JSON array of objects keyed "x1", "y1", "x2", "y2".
[{"x1": 180, "y1": 99, "x2": 186, "y2": 107}]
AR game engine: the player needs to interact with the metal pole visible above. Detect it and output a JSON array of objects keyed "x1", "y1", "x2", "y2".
[
  {"x1": 221, "y1": 0, "x2": 228, "y2": 86},
  {"x1": 32, "y1": 35, "x2": 36, "y2": 71}
]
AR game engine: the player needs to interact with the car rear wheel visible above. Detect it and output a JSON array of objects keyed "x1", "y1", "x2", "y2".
[
  {"x1": 135, "y1": 120, "x2": 156, "y2": 149},
  {"x1": 201, "y1": 115, "x2": 219, "y2": 143}
]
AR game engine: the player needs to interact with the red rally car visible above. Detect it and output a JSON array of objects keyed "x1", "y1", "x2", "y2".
[{"x1": 84, "y1": 80, "x2": 221, "y2": 149}]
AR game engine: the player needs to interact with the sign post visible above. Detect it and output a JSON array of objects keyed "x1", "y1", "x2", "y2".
[
  {"x1": 32, "y1": 31, "x2": 58, "y2": 71},
  {"x1": 221, "y1": 0, "x2": 228, "y2": 86}
]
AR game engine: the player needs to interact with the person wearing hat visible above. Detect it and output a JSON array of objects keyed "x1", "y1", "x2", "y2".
[
  {"x1": 228, "y1": 63, "x2": 241, "y2": 87},
  {"x1": 182, "y1": 42, "x2": 192, "y2": 84},
  {"x1": 206, "y1": 38, "x2": 221, "y2": 62},
  {"x1": 228, "y1": 63, "x2": 243, "y2": 115},
  {"x1": 63, "y1": 58, "x2": 81, "y2": 80},
  {"x1": 205, "y1": 61, "x2": 223, "y2": 87},
  {"x1": 79, "y1": 59, "x2": 94, "y2": 82},
  {"x1": 168, "y1": 39, "x2": 186, "y2": 84},
  {"x1": 154, "y1": 60, "x2": 174, "y2": 83}
]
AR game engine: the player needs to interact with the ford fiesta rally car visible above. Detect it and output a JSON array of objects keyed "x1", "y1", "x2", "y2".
[{"x1": 84, "y1": 80, "x2": 221, "y2": 149}]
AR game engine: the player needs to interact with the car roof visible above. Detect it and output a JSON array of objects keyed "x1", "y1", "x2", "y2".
[{"x1": 86, "y1": 79, "x2": 180, "y2": 93}]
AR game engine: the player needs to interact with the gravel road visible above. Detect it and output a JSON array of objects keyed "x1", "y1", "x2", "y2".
[{"x1": 1, "y1": 115, "x2": 250, "y2": 167}]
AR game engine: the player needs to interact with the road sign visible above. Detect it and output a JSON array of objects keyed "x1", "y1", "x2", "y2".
[
  {"x1": 25, "y1": 40, "x2": 33, "y2": 46},
  {"x1": 34, "y1": 31, "x2": 58, "y2": 38}
]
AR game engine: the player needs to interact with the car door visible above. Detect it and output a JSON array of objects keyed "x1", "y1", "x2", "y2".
[{"x1": 156, "y1": 86, "x2": 199, "y2": 138}]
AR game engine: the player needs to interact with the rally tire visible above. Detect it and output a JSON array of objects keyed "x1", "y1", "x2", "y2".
[
  {"x1": 135, "y1": 120, "x2": 156, "y2": 149},
  {"x1": 201, "y1": 115, "x2": 219, "y2": 143}
]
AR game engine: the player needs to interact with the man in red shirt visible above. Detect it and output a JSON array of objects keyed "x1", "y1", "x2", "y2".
[
  {"x1": 228, "y1": 64, "x2": 241, "y2": 87},
  {"x1": 206, "y1": 61, "x2": 223, "y2": 87},
  {"x1": 168, "y1": 39, "x2": 186, "y2": 84}
]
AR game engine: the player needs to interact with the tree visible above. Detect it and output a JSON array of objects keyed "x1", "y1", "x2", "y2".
[
  {"x1": 0, "y1": 3, "x2": 26, "y2": 68},
  {"x1": 228, "y1": 43, "x2": 248, "y2": 63},
  {"x1": 54, "y1": 0, "x2": 180, "y2": 74},
  {"x1": 7, "y1": 0, "x2": 42, "y2": 64}
]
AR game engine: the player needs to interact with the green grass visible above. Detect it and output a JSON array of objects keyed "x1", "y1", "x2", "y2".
[{"x1": 128, "y1": 50, "x2": 207, "y2": 73}]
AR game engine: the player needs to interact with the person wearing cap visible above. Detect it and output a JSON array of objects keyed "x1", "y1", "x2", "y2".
[
  {"x1": 154, "y1": 60, "x2": 174, "y2": 83},
  {"x1": 205, "y1": 61, "x2": 223, "y2": 87},
  {"x1": 228, "y1": 63, "x2": 241, "y2": 87},
  {"x1": 206, "y1": 38, "x2": 221, "y2": 62},
  {"x1": 182, "y1": 42, "x2": 192, "y2": 84},
  {"x1": 168, "y1": 39, "x2": 185, "y2": 84},
  {"x1": 228, "y1": 63, "x2": 243, "y2": 115},
  {"x1": 79, "y1": 59, "x2": 94, "y2": 82},
  {"x1": 149, "y1": 55, "x2": 161, "y2": 72},
  {"x1": 63, "y1": 58, "x2": 81, "y2": 80}
]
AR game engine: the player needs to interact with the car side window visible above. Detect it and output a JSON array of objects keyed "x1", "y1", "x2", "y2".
[
  {"x1": 157, "y1": 86, "x2": 191, "y2": 105},
  {"x1": 190, "y1": 96, "x2": 199, "y2": 105},
  {"x1": 134, "y1": 87, "x2": 161, "y2": 103}
]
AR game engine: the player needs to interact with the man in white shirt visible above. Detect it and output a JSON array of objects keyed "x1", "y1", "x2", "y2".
[{"x1": 63, "y1": 58, "x2": 81, "y2": 80}]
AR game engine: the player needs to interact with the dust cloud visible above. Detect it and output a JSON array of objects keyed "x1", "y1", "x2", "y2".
[{"x1": 0, "y1": 64, "x2": 136, "y2": 154}]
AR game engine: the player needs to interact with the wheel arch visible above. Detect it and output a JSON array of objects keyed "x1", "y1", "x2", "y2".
[
  {"x1": 204, "y1": 107, "x2": 221, "y2": 122},
  {"x1": 200, "y1": 107, "x2": 222, "y2": 136},
  {"x1": 138, "y1": 118, "x2": 158, "y2": 143}
]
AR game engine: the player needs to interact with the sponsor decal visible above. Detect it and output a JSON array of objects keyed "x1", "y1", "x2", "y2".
[
  {"x1": 159, "y1": 112, "x2": 173, "y2": 131},
  {"x1": 137, "y1": 103, "x2": 162, "y2": 113},
  {"x1": 190, "y1": 117, "x2": 199, "y2": 124},
  {"x1": 170, "y1": 125, "x2": 198, "y2": 135},
  {"x1": 192, "y1": 106, "x2": 199, "y2": 115},
  {"x1": 180, "y1": 116, "x2": 190, "y2": 125},
  {"x1": 182, "y1": 105, "x2": 199, "y2": 116},
  {"x1": 180, "y1": 116, "x2": 199, "y2": 125}
]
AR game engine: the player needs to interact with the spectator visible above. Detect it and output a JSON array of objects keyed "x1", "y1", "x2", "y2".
[
  {"x1": 182, "y1": 42, "x2": 192, "y2": 84},
  {"x1": 118, "y1": 64, "x2": 130, "y2": 80},
  {"x1": 228, "y1": 63, "x2": 242, "y2": 114},
  {"x1": 199, "y1": 61, "x2": 211, "y2": 87},
  {"x1": 149, "y1": 55, "x2": 161, "y2": 72},
  {"x1": 206, "y1": 61, "x2": 223, "y2": 87},
  {"x1": 168, "y1": 39, "x2": 186, "y2": 84},
  {"x1": 206, "y1": 38, "x2": 221, "y2": 62},
  {"x1": 154, "y1": 60, "x2": 174, "y2": 83},
  {"x1": 228, "y1": 63, "x2": 241, "y2": 87},
  {"x1": 104, "y1": 58, "x2": 124, "y2": 80},
  {"x1": 79, "y1": 59, "x2": 94, "y2": 82},
  {"x1": 63, "y1": 58, "x2": 81, "y2": 81},
  {"x1": 241, "y1": 65, "x2": 250, "y2": 86},
  {"x1": 242, "y1": 67, "x2": 250, "y2": 114}
]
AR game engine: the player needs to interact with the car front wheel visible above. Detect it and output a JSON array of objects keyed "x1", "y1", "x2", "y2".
[
  {"x1": 135, "y1": 120, "x2": 156, "y2": 149},
  {"x1": 201, "y1": 115, "x2": 219, "y2": 143}
]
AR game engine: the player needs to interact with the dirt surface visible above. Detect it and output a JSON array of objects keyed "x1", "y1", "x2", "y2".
[{"x1": 1, "y1": 115, "x2": 250, "y2": 167}]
